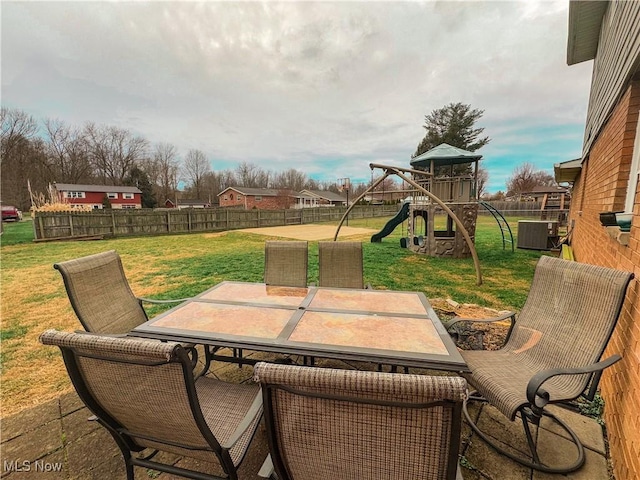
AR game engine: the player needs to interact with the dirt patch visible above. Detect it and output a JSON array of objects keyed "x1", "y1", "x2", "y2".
[
  {"x1": 202, "y1": 232, "x2": 229, "y2": 239},
  {"x1": 238, "y1": 224, "x2": 377, "y2": 241},
  {"x1": 430, "y1": 298, "x2": 513, "y2": 351}
]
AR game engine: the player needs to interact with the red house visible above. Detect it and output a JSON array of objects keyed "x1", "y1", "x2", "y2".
[{"x1": 54, "y1": 183, "x2": 142, "y2": 209}]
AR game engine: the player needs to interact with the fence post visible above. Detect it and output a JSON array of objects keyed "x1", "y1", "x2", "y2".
[
  {"x1": 69, "y1": 214, "x2": 74, "y2": 237},
  {"x1": 111, "y1": 211, "x2": 116, "y2": 236},
  {"x1": 167, "y1": 211, "x2": 171, "y2": 232},
  {"x1": 188, "y1": 210, "x2": 192, "y2": 232},
  {"x1": 257, "y1": 209, "x2": 261, "y2": 228},
  {"x1": 38, "y1": 215, "x2": 45, "y2": 239},
  {"x1": 226, "y1": 209, "x2": 229, "y2": 229}
]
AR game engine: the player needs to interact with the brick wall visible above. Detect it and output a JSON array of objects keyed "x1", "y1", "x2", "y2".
[
  {"x1": 218, "y1": 193, "x2": 296, "y2": 209},
  {"x1": 569, "y1": 80, "x2": 640, "y2": 480}
]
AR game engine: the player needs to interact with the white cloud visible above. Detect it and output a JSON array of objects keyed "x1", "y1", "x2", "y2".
[{"x1": 1, "y1": 1, "x2": 592, "y2": 190}]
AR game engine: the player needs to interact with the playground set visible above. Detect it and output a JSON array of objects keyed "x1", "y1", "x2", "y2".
[{"x1": 334, "y1": 143, "x2": 515, "y2": 286}]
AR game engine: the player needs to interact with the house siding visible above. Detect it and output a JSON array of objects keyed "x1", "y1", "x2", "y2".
[
  {"x1": 60, "y1": 191, "x2": 142, "y2": 208},
  {"x1": 568, "y1": 80, "x2": 640, "y2": 480},
  {"x1": 582, "y1": 1, "x2": 640, "y2": 156}
]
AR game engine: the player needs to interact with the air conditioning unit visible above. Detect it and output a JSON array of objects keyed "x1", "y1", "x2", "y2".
[{"x1": 517, "y1": 221, "x2": 559, "y2": 250}]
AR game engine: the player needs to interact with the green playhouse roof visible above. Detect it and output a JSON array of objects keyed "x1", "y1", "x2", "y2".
[{"x1": 410, "y1": 143, "x2": 483, "y2": 169}]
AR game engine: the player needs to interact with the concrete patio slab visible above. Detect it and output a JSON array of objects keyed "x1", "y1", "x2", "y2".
[
  {"x1": 0, "y1": 351, "x2": 612, "y2": 480},
  {"x1": 541, "y1": 405, "x2": 607, "y2": 455}
]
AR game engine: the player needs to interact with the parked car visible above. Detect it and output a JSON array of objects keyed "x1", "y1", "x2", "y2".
[{"x1": 1, "y1": 205, "x2": 22, "y2": 222}]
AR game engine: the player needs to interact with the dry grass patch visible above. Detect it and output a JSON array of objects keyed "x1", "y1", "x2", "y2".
[{"x1": 1, "y1": 294, "x2": 77, "y2": 416}]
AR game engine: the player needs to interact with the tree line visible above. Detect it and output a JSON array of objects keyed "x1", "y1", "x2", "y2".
[
  {"x1": 2, "y1": 104, "x2": 558, "y2": 210},
  {"x1": 1, "y1": 107, "x2": 387, "y2": 210}
]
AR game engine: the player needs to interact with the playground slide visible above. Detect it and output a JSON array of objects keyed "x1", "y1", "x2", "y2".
[{"x1": 371, "y1": 201, "x2": 410, "y2": 242}]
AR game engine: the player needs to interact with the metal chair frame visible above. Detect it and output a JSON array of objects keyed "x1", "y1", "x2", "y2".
[
  {"x1": 447, "y1": 256, "x2": 633, "y2": 473},
  {"x1": 42, "y1": 331, "x2": 262, "y2": 480}
]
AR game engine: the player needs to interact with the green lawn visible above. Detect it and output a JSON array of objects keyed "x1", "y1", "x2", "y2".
[{"x1": 0, "y1": 213, "x2": 546, "y2": 415}]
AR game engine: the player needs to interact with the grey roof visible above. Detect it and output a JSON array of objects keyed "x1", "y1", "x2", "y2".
[
  {"x1": 300, "y1": 190, "x2": 348, "y2": 202},
  {"x1": 297, "y1": 192, "x2": 316, "y2": 199},
  {"x1": 410, "y1": 143, "x2": 483, "y2": 169},
  {"x1": 218, "y1": 187, "x2": 279, "y2": 197},
  {"x1": 218, "y1": 187, "x2": 304, "y2": 197},
  {"x1": 178, "y1": 199, "x2": 209, "y2": 205},
  {"x1": 567, "y1": 1, "x2": 608, "y2": 65},
  {"x1": 54, "y1": 183, "x2": 142, "y2": 194},
  {"x1": 554, "y1": 158, "x2": 582, "y2": 183}
]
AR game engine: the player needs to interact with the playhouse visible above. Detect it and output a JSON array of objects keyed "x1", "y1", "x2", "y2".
[{"x1": 405, "y1": 144, "x2": 482, "y2": 258}]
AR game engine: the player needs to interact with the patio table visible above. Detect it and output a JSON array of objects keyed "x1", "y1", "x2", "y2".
[{"x1": 130, "y1": 281, "x2": 468, "y2": 372}]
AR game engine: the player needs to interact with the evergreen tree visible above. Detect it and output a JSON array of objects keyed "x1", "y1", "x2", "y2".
[
  {"x1": 413, "y1": 102, "x2": 490, "y2": 158},
  {"x1": 125, "y1": 166, "x2": 157, "y2": 208}
]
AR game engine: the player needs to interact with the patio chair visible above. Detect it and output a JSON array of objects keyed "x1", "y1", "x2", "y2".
[
  {"x1": 318, "y1": 241, "x2": 370, "y2": 289},
  {"x1": 253, "y1": 362, "x2": 467, "y2": 480},
  {"x1": 445, "y1": 256, "x2": 633, "y2": 473},
  {"x1": 264, "y1": 241, "x2": 308, "y2": 288},
  {"x1": 54, "y1": 250, "x2": 206, "y2": 371},
  {"x1": 39, "y1": 330, "x2": 263, "y2": 480}
]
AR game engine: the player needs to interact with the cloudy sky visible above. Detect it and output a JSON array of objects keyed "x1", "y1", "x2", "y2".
[{"x1": 2, "y1": 1, "x2": 593, "y2": 193}]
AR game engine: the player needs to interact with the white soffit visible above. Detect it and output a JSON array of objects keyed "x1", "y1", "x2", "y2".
[{"x1": 567, "y1": 1, "x2": 608, "y2": 65}]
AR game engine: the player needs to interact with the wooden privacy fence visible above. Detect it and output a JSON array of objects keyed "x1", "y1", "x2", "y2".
[
  {"x1": 32, "y1": 205, "x2": 400, "y2": 241},
  {"x1": 478, "y1": 201, "x2": 568, "y2": 218}
]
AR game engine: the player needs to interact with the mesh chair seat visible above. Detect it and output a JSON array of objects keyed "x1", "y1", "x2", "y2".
[
  {"x1": 54, "y1": 250, "x2": 203, "y2": 370},
  {"x1": 54, "y1": 250, "x2": 148, "y2": 334},
  {"x1": 254, "y1": 362, "x2": 466, "y2": 480},
  {"x1": 318, "y1": 241, "x2": 365, "y2": 289},
  {"x1": 197, "y1": 378, "x2": 261, "y2": 466},
  {"x1": 264, "y1": 241, "x2": 308, "y2": 288},
  {"x1": 462, "y1": 349, "x2": 588, "y2": 420}
]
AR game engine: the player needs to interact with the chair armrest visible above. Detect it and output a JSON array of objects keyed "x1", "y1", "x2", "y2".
[
  {"x1": 138, "y1": 296, "x2": 191, "y2": 304},
  {"x1": 219, "y1": 392, "x2": 263, "y2": 449},
  {"x1": 442, "y1": 311, "x2": 516, "y2": 330},
  {"x1": 526, "y1": 355, "x2": 622, "y2": 410}
]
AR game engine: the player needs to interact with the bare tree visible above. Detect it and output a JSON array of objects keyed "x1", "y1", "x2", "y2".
[
  {"x1": 272, "y1": 168, "x2": 308, "y2": 191},
  {"x1": 235, "y1": 162, "x2": 270, "y2": 188},
  {"x1": 275, "y1": 189, "x2": 296, "y2": 209},
  {"x1": 476, "y1": 166, "x2": 489, "y2": 199},
  {"x1": 351, "y1": 181, "x2": 368, "y2": 199},
  {"x1": 1, "y1": 108, "x2": 41, "y2": 208},
  {"x1": 84, "y1": 123, "x2": 148, "y2": 185},
  {"x1": 150, "y1": 142, "x2": 180, "y2": 203},
  {"x1": 200, "y1": 171, "x2": 226, "y2": 204},
  {"x1": 506, "y1": 163, "x2": 555, "y2": 196},
  {"x1": 304, "y1": 178, "x2": 320, "y2": 190},
  {"x1": 43, "y1": 118, "x2": 92, "y2": 183},
  {"x1": 183, "y1": 149, "x2": 211, "y2": 199},
  {"x1": 1, "y1": 107, "x2": 38, "y2": 160}
]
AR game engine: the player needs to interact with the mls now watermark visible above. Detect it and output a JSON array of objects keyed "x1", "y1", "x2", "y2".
[{"x1": 3, "y1": 459, "x2": 64, "y2": 473}]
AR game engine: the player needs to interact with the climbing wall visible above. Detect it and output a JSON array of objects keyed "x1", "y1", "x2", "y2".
[{"x1": 408, "y1": 202, "x2": 478, "y2": 259}]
